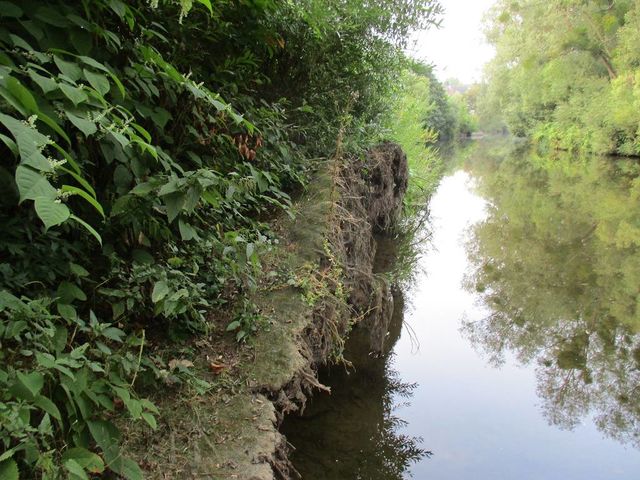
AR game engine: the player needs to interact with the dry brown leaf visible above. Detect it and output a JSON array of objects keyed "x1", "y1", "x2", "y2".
[
  {"x1": 168, "y1": 359, "x2": 194, "y2": 370},
  {"x1": 209, "y1": 361, "x2": 227, "y2": 374}
]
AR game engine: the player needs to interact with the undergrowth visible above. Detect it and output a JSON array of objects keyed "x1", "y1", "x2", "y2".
[{"x1": 0, "y1": 0, "x2": 445, "y2": 478}]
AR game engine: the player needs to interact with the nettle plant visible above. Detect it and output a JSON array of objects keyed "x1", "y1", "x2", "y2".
[{"x1": 0, "y1": 0, "x2": 302, "y2": 478}]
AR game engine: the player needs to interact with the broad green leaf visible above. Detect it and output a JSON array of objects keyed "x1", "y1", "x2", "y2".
[
  {"x1": 61, "y1": 447, "x2": 105, "y2": 474},
  {"x1": 60, "y1": 83, "x2": 88, "y2": 106},
  {"x1": 0, "y1": 459, "x2": 18, "y2": 480},
  {"x1": 15, "y1": 166, "x2": 57, "y2": 202},
  {"x1": 0, "y1": 1, "x2": 23, "y2": 17},
  {"x1": 29, "y1": 70, "x2": 58, "y2": 93},
  {"x1": 151, "y1": 281, "x2": 169, "y2": 303},
  {"x1": 5, "y1": 75, "x2": 38, "y2": 113},
  {"x1": 54, "y1": 56, "x2": 82, "y2": 81},
  {"x1": 34, "y1": 196, "x2": 70, "y2": 230},
  {"x1": 178, "y1": 219, "x2": 198, "y2": 241},
  {"x1": 34, "y1": 394, "x2": 62, "y2": 421},
  {"x1": 83, "y1": 69, "x2": 110, "y2": 96},
  {"x1": 130, "y1": 182, "x2": 155, "y2": 196},
  {"x1": 226, "y1": 320, "x2": 241, "y2": 331},
  {"x1": 131, "y1": 249, "x2": 154, "y2": 264},
  {"x1": 102, "y1": 326, "x2": 125, "y2": 342},
  {"x1": 164, "y1": 192, "x2": 185, "y2": 223},
  {"x1": 109, "y1": 456, "x2": 143, "y2": 480},
  {"x1": 0, "y1": 113, "x2": 53, "y2": 172},
  {"x1": 70, "y1": 263, "x2": 90, "y2": 277},
  {"x1": 35, "y1": 352, "x2": 56, "y2": 369},
  {"x1": 87, "y1": 419, "x2": 120, "y2": 461},
  {"x1": 77, "y1": 56, "x2": 110, "y2": 72},
  {"x1": 57, "y1": 303, "x2": 78, "y2": 321},
  {"x1": 66, "y1": 111, "x2": 97, "y2": 136},
  {"x1": 141, "y1": 412, "x2": 157, "y2": 430},
  {"x1": 61, "y1": 185, "x2": 104, "y2": 217},
  {"x1": 196, "y1": 0, "x2": 213, "y2": 14},
  {"x1": 16, "y1": 371, "x2": 45, "y2": 397},
  {"x1": 57, "y1": 281, "x2": 87, "y2": 302},
  {"x1": 64, "y1": 458, "x2": 89, "y2": 480}
]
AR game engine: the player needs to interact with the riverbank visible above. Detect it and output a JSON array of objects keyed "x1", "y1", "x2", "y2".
[{"x1": 122, "y1": 142, "x2": 410, "y2": 479}]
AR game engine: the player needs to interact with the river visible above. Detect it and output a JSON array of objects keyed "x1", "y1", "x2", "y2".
[{"x1": 281, "y1": 140, "x2": 640, "y2": 479}]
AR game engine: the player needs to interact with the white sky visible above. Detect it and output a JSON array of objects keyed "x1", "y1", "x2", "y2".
[{"x1": 408, "y1": 0, "x2": 497, "y2": 84}]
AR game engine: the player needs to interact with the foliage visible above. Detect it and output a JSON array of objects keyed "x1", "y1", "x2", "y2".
[
  {"x1": 480, "y1": 0, "x2": 640, "y2": 156},
  {"x1": 0, "y1": 0, "x2": 443, "y2": 477},
  {"x1": 388, "y1": 68, "x2": 444, "y2": 209},
  {"x1": 463, "y1": 141, "x2": 640, "y2": 447}
]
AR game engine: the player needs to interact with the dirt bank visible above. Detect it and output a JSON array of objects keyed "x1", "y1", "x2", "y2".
[{"x1": 125, "y1": 142, "x2": 408, "y2": 479}]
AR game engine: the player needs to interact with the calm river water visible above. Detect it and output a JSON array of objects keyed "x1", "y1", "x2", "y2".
[{"x1": 282, "y1": 140, "x2": 640, "y2": 479}]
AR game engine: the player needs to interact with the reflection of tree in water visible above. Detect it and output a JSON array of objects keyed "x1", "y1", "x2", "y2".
[
  {"x1": 282, "y1": 290, "x2": 428, "y2": 480},
  {"x1": 461, "y1": 143, "x2": 640, "y2": 448}
]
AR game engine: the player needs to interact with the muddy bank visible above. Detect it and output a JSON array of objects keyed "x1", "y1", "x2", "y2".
[{"x1": 126, "y1": 142, "x2": 408, "y2": 479}]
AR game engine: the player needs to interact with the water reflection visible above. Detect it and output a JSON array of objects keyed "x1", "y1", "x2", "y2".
[
  {"x1": 462, "y1": 142, "x2": 640, "y2": 448},
  {"x1": 282, "y1": 290, "x2": 429, "y2": 479}
]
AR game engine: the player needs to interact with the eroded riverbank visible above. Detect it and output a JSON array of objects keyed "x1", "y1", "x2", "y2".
[{"x1": 282, "y1": 140, "x2": 640, "y2": 479}]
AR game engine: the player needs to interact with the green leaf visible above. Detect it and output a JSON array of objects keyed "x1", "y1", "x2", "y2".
[
  {"x1": 66, "y1": 111, "x2": 97, "y2": 136},
  {"x1": 0, "y1": 459, "x2": 19, "y2": 480},
  {"x1": 151, "y1": 281, "x2": 169, "y2": 303},
  {"x1": 102, "y1": 327, "x2": 125, "y2": 342},
  {"x1": 0, "y1": 1, "x2": 23, "y2": 17},
  {"x1": 164, "y1": 192, "x2": 185, "y2": 223},
  {"x1": 178, "y1": 219, "x2": 198, "y2": 241},
  {"x1": 64, "y1": 458, "x2": 89, "y2": 480},
  {"x1": 131, "y1": 249, "x2": 154, "y2": 264},
  {"x1": 0, "y1": 133, "x2": 18, "y2": 155},
  {"x1": 70, "y1": 262, "x2": 90, "y2": 277},
  {"x1": 69, "y1": 214, "x2": 102, "y2": 245},
  {"x1": 29, "y1": 70, "x2": 58, "y2": 94},
  {"x1": 0, "y1": 112, "x2": 53, "y2": 172},
  {"x1": 60, "y1": 83, "x2": 88, "y2": 105},
  {"x1": 130, "y1": 182, "x2": 155, "y2": 196},
  {"x1": 34, "y1": 394, "x2": 62, "y2": 421},
  {"x1": 226, "y1": 320, "x2": 241, "y2": 331},
  {"x1": 5, "y1": 75, "x2": 38, "y2": 113},
  {"x1": 87, "y1": 419, "x2": 120, "y2": 461},
  {"x1": 141, "y1": 412, "x2": 157, "y2": 430},
  {"x1": 61, "y1": 447, "x2": 105, "y2": 474},
  {"x1": 107, "y1": 71, "x2": 126, "y2": 99},
  {"x1": 196, "y1": 0, "x2": 213, "y2": 13},
  {"x1": 57, "y1": 303, "x2": 78, "y2": 321},
  {"x1": 35, "y1": 196, "x2": 70, "y2": 230},
  {"x1": 17, "y1": 371, "x2": 45, "y2": 397},
  {"x1": 57, "y1": 281, "x2": 87, "y2": 302},
  {"x1": 61, "y1": 185, "x2": 104, "y2": 217},
  {"x1": 83, "y1": 69, "x2": 110, "y2": 96},
  {"x1": 0, "y1": 448, "x2": 17, "y2": 463},
  {"x1": 110, "y1": 457, "x2": 143, "y2": 480},
  {"x1": 37, "y1": 111, "x2": 71, "y2": 144},
  {"x1": 15, "y1": 166, "x2": 57, "y2": 202},
  {"x1": 54, "y1": 56, "x2": 82, "y2": 81}
]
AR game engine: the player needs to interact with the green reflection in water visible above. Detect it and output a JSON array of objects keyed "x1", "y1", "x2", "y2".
[
  {"x1": 462, "y1": 141, "x2": 640, "y2": 448},
  {"x1": 282, "y1": 290, "x2": 428, "y2": 480}
]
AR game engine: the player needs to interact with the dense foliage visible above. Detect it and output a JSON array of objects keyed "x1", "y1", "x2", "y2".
[
  {"x1": 463, "y1": 140, "x2": 640, "y2": 447},
  {"x1": 480, "y1": 0, "x2": 640, "y2": 155},
  {"x1": 0, "y1": 0, "x2": 443, "y2": 478}
]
